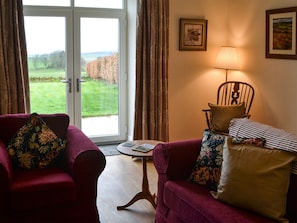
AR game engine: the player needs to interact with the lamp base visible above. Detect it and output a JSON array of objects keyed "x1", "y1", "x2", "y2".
[{"x1": 225, "y1": 69, "x2": 228, "y2": 82}]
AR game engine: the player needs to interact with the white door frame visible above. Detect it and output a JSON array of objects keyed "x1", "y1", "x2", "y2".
[{"x1": 24, "y1": 6, "x2": 127, "y2": 144}]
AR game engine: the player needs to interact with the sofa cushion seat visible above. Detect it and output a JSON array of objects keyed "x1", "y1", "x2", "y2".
[
  {"x1": 10, "y1": 167, "x2": 76, "y2": 210},
  {"x1": 164, "y1": 180, "x2": 279, "y2": 223}
]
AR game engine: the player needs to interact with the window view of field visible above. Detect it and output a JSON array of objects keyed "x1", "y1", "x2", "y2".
[
  {"x1": 28, "y1": 51, "x2": 119, "y2": 118},
  {"x1": 24, "y1": 14, "x2": 122, "y2": 140}
]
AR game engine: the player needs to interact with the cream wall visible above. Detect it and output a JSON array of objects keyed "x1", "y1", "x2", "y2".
[{"x1": 169, "y1": 0, "x2": 297, "y2": 141}]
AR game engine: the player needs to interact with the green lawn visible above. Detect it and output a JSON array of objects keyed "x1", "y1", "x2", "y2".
[
  {"x1": 30, "y1": 77, "x2": 118, "y2": 117},
  {"x1": 28, "y1": 57, "x2": 119, "y2": 117}
]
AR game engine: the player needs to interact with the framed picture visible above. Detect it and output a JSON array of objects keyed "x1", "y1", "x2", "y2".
[
  {"x1": 179, "y1": 18, "x2": 208, "y2": 51},
  {"x1": 266, "y1": 7, "x2": 297, "y2": 59}
]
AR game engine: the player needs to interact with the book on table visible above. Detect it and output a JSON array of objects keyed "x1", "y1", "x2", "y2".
[
  {"x1": 132, "y1": 144, "x2": 155, "y2": 153},
  {"x1": 122, "y1": 142, "x2": 135, "y2": 147}
]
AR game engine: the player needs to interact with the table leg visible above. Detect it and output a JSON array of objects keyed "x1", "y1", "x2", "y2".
[{"x1": 117, "y1": 157, "x2": 156, "y2": 210}]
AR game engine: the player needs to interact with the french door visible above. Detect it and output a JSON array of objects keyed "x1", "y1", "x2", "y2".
[{"x1": 23, "y1": 7, "x2": 127, "y2": 143}]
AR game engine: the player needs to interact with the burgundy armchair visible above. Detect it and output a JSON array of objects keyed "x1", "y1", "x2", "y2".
[
  {"x1": 0, "y1": 113, "x2": 106, "y2": 223},
  {"x1": 153, "y1": 139, "x2": 297, "y2": 223}
]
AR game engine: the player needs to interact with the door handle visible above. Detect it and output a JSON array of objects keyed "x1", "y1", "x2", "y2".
[
  {"x1": 61, "y1": 78, "x2": 72, "y2": 93},
  {"x1": 76, "y1": 78, "x2": 85, "y2": 92}
]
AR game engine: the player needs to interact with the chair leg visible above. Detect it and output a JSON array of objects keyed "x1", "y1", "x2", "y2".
[{"x1": 205, "y1": 111, "x2": 211, "y2": 129}]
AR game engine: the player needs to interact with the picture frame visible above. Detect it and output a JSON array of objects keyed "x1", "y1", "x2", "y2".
[
  {"x1": 266, "y1": 7, "x2": 297, "y2": 59},
  {"x1": 179, "y1": 18, "x2": 208, "y2": 51}
]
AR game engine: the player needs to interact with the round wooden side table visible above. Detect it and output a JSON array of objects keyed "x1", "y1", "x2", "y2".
[{"x1": 116, "y1": 140, "x2": 162, "y2": 210}]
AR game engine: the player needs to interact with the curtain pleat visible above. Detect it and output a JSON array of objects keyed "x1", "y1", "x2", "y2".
[
  {"x1": 133, "y1": 0, "x2": 169, "y2": 142},
  {"x1": 0, "y1": 0, "x2": 30, "y2": 114}
]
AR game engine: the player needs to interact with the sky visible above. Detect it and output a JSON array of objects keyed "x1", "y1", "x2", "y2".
[
  {"x1": 23, "y1": 0, "x2": 122, "y2": 8},
  {"x1": 24, "y1": 16, "x2": 119, "y2": 56},
  {"x1": 23, "y1": 0, "x2": 122, "y2": 55}
]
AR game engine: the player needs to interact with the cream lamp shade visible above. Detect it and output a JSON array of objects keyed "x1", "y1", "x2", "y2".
[{"x1": 215, "y1": 46, "x2": 239, "y2": 82}]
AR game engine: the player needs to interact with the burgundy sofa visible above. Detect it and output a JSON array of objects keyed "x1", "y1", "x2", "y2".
[
  {"x1": 153, "y1": 139, "x2": 297, "y2": 223},
  {"x1": 0, "y1": 113, "x2": 106, "y2": 223}
]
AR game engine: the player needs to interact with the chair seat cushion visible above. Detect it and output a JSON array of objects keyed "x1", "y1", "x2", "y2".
[
  {"x1": 163, "y1": 180, "x2": 277, "y2": 223},
  {"x1": 10, "y1": 167, "x2": 76, "y2": 210}
]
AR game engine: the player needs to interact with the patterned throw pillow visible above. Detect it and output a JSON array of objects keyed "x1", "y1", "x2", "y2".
[
  {"x1": 7, "y1": 113, "x2": 67, "y2": 169},
  {"x1": 231, "y1": 136, "x2": 266, "y2": 147},
  {"x1": 188, "y1": 130, "x2": 226, "y2": 190}
]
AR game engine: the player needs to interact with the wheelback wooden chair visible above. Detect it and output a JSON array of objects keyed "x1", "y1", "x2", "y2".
[{"x1": 203, "y1": 81, "x2": 255, "y2": 129}]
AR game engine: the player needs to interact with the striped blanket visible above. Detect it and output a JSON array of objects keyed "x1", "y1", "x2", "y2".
[{"x1": 229, "y1": 118, "x2": 297, "y2": 174}]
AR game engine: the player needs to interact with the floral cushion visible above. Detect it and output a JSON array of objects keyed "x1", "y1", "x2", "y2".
[
  {"x1": 7, "y1": 113, "x2": 67, "y2": 169},
  {"x1": 188, "y1": 130, "x2": 226, "y2": 190},
  {"x1": 231, "y1": 136, "x2": 266, "y2": 147}
]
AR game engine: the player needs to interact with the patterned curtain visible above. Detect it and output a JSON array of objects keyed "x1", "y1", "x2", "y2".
[
  {"x1": 0, "y1": 0, "x2": 30, "y2": 114},
  {"x1": 133, "y1": 0, "x2": 169, "y2": 142}
]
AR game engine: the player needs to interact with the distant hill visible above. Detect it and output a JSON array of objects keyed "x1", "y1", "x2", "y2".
[
  {"x1": 28, "y1": 51, "x2": 116, "y2": 61},
  {"x1": 82, "y1": 51, "x2": 116, "y2": 62}
]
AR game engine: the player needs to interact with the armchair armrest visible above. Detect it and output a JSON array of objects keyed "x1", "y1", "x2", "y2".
[
  {"x1": 0, "y1": 140, "x2": 12, "y2": 187},
  {"x1": 153, "y1": 139, "x2": 201, "y2": 180},
  {"x1": 65, "y1": 125, "x2": 106, "y2": 203},
  {"x1": 0, "y1": 140, "x2": 12, "y2": 218},
  {"x1": 66, "y1": 125, "x2": 106, "y2": 175},
  {"x1": 153, "y1": 139, "x2": 202, "y2": 218}
]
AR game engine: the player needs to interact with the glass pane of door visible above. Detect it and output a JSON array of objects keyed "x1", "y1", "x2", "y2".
[
  {"x1": 75, "y1": 0, "x2": 123, "y2": 9},
  {"x1": 23, "y1": 0, "x2": 70, "y2": 6},
  {"x1": 80, "y1": 18, "x2": 119, "y2": 137},
  {"x1": 24, "y1": 16, "x2": 67, "y2": 114}
]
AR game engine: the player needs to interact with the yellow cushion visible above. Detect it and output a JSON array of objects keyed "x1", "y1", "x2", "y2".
[
  {"x1": 212, "y1": 138, "x2": 296, "y2": 222},
  {"x1": 208, "y1": 103, "x2": 245, "y2": 133}
]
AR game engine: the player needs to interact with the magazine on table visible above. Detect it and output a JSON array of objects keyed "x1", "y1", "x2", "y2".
[{"x1": 132, "y1": 144, "x2": 155, "y2": 153}]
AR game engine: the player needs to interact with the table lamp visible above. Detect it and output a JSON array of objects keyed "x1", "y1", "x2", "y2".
[{"x1": 215, "y1": 46, "x2": 239, "y2": 82}]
